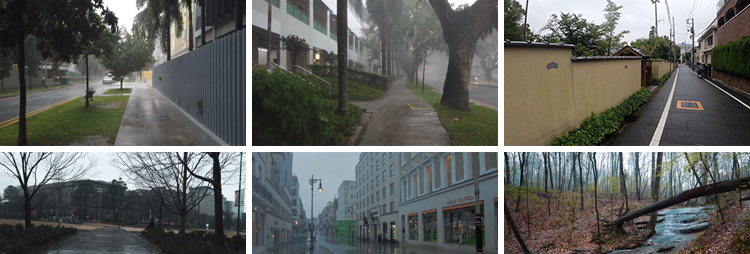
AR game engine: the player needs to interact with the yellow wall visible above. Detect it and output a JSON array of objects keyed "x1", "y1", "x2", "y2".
[
  {"x1": 651, "y1": 60, "x2": 673, "y2": 80},
  {"x1": 142, "y1": 71, "x2": 152, "y2": 83},
  {"x1": 505, "y1": 46, "x2": 642, "y2": 146}
]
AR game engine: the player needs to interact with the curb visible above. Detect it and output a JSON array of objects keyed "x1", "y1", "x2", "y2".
[
  {"x1": 0, "y1": 85, "x2": 71, "y2": 100},
  {"x1": 0, "y1": 96, "x2": 80, "y2": 129},
  {"x1": 347, "y1": 109, "x2": 372, "y2": 146}
]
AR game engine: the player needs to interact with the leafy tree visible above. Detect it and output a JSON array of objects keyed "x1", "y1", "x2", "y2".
[
  {"x1": 406, "y1": 0, "x2": 446, "y2": 88},
  {"x1": 475, "y1": 31, "x2": 498, "y2": 81},
  {"x1": 542, "y1": 13, "x2": 601, "y2": 50},
  {"x1": 322, "y1": 50, "x2": 337, "y2": 65},
  {"x1": 13, "y1": 36, "x2": 44, "y2": 90},
  {"x1": 72, "y1": 181, "x2": 98, "y2": 221},
  {"x1": 280, "y1": 35, "x2": 310, "y2": 68},
  {"x1": 3, "y1": 185, "x2": 22, "y2": 216},
  {"x1": 359, "y1": 25, "x2": 382, "y2": 70},
  {"x1": 134, "y1": 0, "x2": 182, "y2": 61},
  {"x1": 631, "y1": 36, "x2": 679, "y2": 62},
  {"x1": 598, "y1": 0, "x2": 629, "y2": 55},
  {"x1": 0, "y1": 55, "x2": 12, "y2": 92},
  {"x1": 504, "y1": 0, "x2": 528, "y2": 41},
  {"x1": 100, "y1": 31, "x2": 155, "y2": 90},
  {"x1": 426, "y1": 0, "x2": 497, "y2": 111},
  {"x1": 0, "y1": 0, "x2": 117, "y2": 146},
  {"x1": 366, "y1": 0, "x2": 399, "y2": 76}
]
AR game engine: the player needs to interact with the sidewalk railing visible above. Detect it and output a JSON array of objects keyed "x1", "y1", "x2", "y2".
[
  {"x1": 153, "y1": 29, "x2": 245, "y2": 146},
  {"x1": 294, "y1": 65, "x2": 331, "y2": 99}
]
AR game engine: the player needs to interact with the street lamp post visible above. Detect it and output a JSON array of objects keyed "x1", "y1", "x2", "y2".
[
  {"x1": 473, "y1": 153, "x2": 483, "y2": 254},
  {"x1": 118, "y1": 178, "x2": 123, "y2": 229},
  {"x1": 309, "y1": 175, "x2": 323, "y2": 250}
]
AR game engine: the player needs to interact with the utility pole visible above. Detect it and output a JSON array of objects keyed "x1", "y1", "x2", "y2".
[
  {"x1": 237, "y1": 152, "x2": 242, "y2": 238},
  {"x1": 652, "y1": 0, "x2": 660, "y2": 37},
  {"x1": 523, "y1": 0, "x2": 529, "y2": 41},
  {"x1": 689, "y1": 18, "x2": 695, "y2": 71}
]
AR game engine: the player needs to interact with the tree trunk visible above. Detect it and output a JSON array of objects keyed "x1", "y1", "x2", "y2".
[
  {"x1": 86, "y1": 56, "x2": 90, "y2": 107},
  {"x1": 421, "y1": 55, "x2": 426, "y2": 93},
  {"x1": 619, "y1": 152, "x2": 628, "y2": 214},
  {"x1": 504, "y1": 200, "x2": 531, "y2": 254},
  {"x1": 635, "y1": 153, "x2": 640, "y2": 201},
  {"x1": 210, "y1": 153, "x2": 225, "y2": 248},
  {"x1": 609, "y1": 175, "x2": 750, "y2": 234},
  {"x1": 647, "y1": 152, "x2": 662, "y2": 236},
  {"x1": 24, "y1": 190, "x2": 32, "y2": 228},
  {"x1": 179, "y1": 212, "x2": 186, "y2": 234},
  {"x1": 504, "y1": 152, "x2": 511, "y2": 185},
  {"x1": 337, "y1": 0, "x2": 348, "y2": 116},
  {"x1": 188, "y1": 3, "x2": 193, "y2": 51},
  {"x1": 1, "y1": 79, "x2": 5, "y2": 92},
  {"x1": 516, "y1": 152, "x2": 527, "y2": 212},
  {"x1": 543, "y1": 153, "x2": 551, "y2": 215},
  {"x1": 380, "y1": 0, "x2": 387, "y2": 76},
  {"x1": 578, "y1": 152, "x2": 584, "y2": 211},
  {"x1": 428, "y1": 0, "x2": 497, "y2": 112},
  {"x1": 591, "y1": 153, "x2": 600, "y2": 237},
  {"x1": 120, "y1": 80, "x2": 123, "y2": 90}
]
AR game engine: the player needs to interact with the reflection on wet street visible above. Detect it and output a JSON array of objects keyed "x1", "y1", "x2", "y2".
[{"x1": 264, "y1": 235, "x2": 479, "y2": 254}]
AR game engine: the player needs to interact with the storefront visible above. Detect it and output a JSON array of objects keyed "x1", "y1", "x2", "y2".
[{"x1": 398, "y1": 152, "x2": 498, "y2": 253}]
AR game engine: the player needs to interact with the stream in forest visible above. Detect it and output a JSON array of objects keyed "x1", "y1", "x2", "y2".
[{"x1": 609, "y1": 206, "x2": 714, "y2": 254}]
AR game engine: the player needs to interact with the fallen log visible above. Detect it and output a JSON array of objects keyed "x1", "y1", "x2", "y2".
[{"x1": 607, "y1": 176, "x2": 750, "y2": 235}]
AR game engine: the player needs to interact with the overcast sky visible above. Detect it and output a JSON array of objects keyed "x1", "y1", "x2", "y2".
[
  {"x1": 0, "y1": 153, "x2": 246, "y2": 207},
  {"x1": 521, "y1": 0, "x2": 722, "y2": 45},
  {"x1": 103, "y1": 0, "x2": 140, "y2": 33},
  {"x1": 291, "y1": 153, "x2": 359, "y2": 219}
]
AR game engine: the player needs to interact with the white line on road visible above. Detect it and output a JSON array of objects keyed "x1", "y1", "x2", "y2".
[
  {"x1": 704, "y1": 79, "x2": 750, "y2": 110},
  {"x1": 650, "y1": 67, "x2": 680, "y2": 146}
]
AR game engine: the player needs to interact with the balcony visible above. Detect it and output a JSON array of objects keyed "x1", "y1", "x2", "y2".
[
  {"x1": 330, "y1": 33, "x2": 337, "y2": 41},
  {"x1": 314, "y1": 21, "x2": 326, "y2": 35},
  {"x1": 287, "y1": 2, "x2": 309, "y2": 24},
  {"x1": 204, "y1": 0, "x2": 235, "y2": 27}
]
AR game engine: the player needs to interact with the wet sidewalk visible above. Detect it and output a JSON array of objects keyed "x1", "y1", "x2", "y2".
[
  {"x1": 114, "y1": 82, "x2": 194, "y2": 146},
  {"x1": 47, "y1": 227, "x2": 159, "y2": 254},
  {"x1": 263, "y1": 235, "x2": 480, "y2": 254},
  {"x1": 351, "y1": 79, "x2": 452, "y2": 146}
]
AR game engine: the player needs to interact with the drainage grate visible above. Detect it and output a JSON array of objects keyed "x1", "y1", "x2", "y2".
[
  {"x1": 141, "y1": 113, "x2": 169, "y2": 120},
  {"x1": 676, "y1": 100, "x2": 704, "y2": 110},
  {"x1": 681, "y1": 102, "x2": 698, "y2": 108}
]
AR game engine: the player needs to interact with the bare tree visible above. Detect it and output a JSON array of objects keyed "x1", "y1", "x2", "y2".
[
  {"x1": 505, "y1": 200, "x2": 530, "y2": 254},
  {"x1": 178, "y1": 152, "x2": 241, "y2": 249},
  {"x1": 0, "y1": 153, "x2": 94, "y2": 228},
  {"x1": 619, "y1": 152, "x2": 629, "y2": 215},
  {"x1": 113, "y1": 153, "x2": 214, "y2": 235},
  {"x1": 647, "y1": 152, "x2": 662, "y2": 237}
]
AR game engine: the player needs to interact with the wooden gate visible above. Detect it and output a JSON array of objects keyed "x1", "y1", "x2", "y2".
[{"x1": 641, "y1": 60, "x2": 653, "y2": 87}]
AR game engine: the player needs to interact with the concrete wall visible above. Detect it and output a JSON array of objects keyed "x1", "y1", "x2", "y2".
[
  {"x1": 0, "y1": 69, "x2": 44, "y2": 91},
  {"x1": 505, "y1": 46, "x2": 642, "y2": 146}
]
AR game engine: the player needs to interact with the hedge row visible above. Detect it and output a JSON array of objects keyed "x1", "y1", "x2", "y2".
[
  {"x1": 653, "y1": 70, "x2": 673, "y2": 86},
  {"x1": 307, "y1": 64, "x2": 391, "y2": 90},
  {"x1": 0, "y1": 223, "x2": 77, "y2": 253},
  {"x1": 551, "y1": 88, "x2": 651, "y2": 146},
  {"x1": 713, "y1": 36, "x2": 750, "y2": 80},
  {"x1": 142, "y1": 228, "x2": 243, "y2": 254}
]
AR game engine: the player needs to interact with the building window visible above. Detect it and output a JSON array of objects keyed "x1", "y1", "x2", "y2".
[
  {"x1": 411, "y1": 152, "x2": 418, "y2": 158},
  {"x1": 423, "y1": 212, "x2": 437, "y2": 242},
  {"x1": 382, "y1": 205, "x2": 386, "y2": 214},
  {"x1": 408, "y1": 215, "x2": 418, "y2": 240},
  {"x1": 376, "y1": 160, "x2": 379, "y2": 168},
  {"x1": 455, "y1": 153, "x2": 465, "y2": 182},
  {"x1": 376, "y1": 176, "x2": 379, "y2": 185},
  {"x1": 390, "y1": 183, "x2": 394, "y2": 195},
  {"x1": 253, "y1": 211, "x2": 264, "y2": 247},
  {"x1": 401, "y1": 153, "x2": 407, "y2": 166},
  {"x1": 426, "y1": 165, "x2": 433, "y2": 193},
  {"x1": 444, "y1": 204, "x2": 485, "y2": 246},
  {"x1": 708, "y1": 36, "x2": 713, "y2": 46},
  {"x1": 413, "y1": 174, "x2": 419, "y2": 198},
  {"x1": 382, "y1": 187, "x2": 386, "y2": 198},
  {"x1": 371, "y1": 194, "x2": 374, "y2": 204},
  {"x1": 292, "y1": 209, "x2": 297, "y2": 216},
  {"x1": 481, "y1": 152, "x2": 498, "y2": 174},
  {"x1": 382, "y1": 171, "x2": 386, "y2": 181},
  {"x1": 390, "y1": 152, "x2": 393, "y2": 157},
  {"x1": 419, "y1": 167, "x2": 425, "y2": 195},
  {"x1": 402, "y1": 180, "x2": 408, "y2": 200},
  {"x1": 371, "y1": 180, "x2": 374, "y2": 189},
  {"x1": 390, "y1": 164, "x2": 394, "y2": 176},
  {"x1": 382, "y1": 154, "x2": 385, "y2": 162},
  {"x1": 292, "y1": 199, "x2": 297, "y2": 206},
  {"x1": 444, "y1": 154, "x2": 453, "y2": 187},
  {"x1": 390, "y1": 202, "x2": 394, "y2": 212}
]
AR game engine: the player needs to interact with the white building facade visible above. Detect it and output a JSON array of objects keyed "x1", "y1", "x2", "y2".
[
  {"x1": 336, "y1": 180, "x2": 356, "y2": 221},
  {"x1": 355, "y1": 152, "x2": 402, "y2": 242},
  {"x1": 398, "y1": 152, "x2": 499, "y2": 253},
  {"x1": 251, "y1": 152, "x2": 294, "y2": 253}
]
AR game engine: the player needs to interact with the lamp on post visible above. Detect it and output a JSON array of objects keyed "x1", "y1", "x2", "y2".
[{"x1": 309, "y1": 175, "x2": 322, "y2": 250}]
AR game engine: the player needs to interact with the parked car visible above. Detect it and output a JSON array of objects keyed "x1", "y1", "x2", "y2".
[{"x1": 103, "y1": 76, "x2": 113, "y2": 84}]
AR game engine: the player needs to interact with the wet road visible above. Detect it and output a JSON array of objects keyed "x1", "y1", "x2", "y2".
[
  {"x1": 422, "y1": 75, "x2": 498, "y2": 110},
  {"x1": 266, "y1": 235, "x2": 480, "y2": 254},
  {"x1": 0, "y1": 81, "x2": 108, "y2": 126}
]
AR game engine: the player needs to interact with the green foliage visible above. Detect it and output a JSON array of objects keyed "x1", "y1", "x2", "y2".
[
  {"x1": 504, "y1": 0, "x2": 529, "y2": 41},
  {"x1": 134, "y1": 0, "x2": 183, "y2": 58},
  {"x1": 631, "y1": 36, "x2": 680, "y2": 62},
  {"x1": 598, "y1": 0, "x2": 629, "y2": 54},
  {"x1": 652, "y1": 70, "x2": 673, "y2": 86},
  {"x1": 551, "y1": 88, "x2": 651, "y2": 145},
  {"x1": 712, "y1": 37, "x2": 750, "y2": 80},
  {"x1": 281, "y1": 35, "x2": 310, "y2": 66},
  {"x1": 731, "y1": 219, "x2": 750, "y2": 253},
  {"x1": 100, "y1": 30, "x2": 155, "y2": 88},
  {"x1": 308, "y1": 77, "x2": 385, "y2": 101},
  {"x1": 0, "y1": 223, "x2": 77, "y2": 253},
  {"x1": 542, "y1": 12, "x2": 601, "y2": 50},
  {"x1": 252, "y1": 69, "x2": 363, "y2": 145},
  {"x1": 308, "y1": 64, "x2": 391, "y2": 90}
]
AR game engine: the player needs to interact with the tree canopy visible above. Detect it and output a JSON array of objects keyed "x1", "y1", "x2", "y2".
[
  {"x1": 281, "y1": 35, "x2": 310, "y2": 67},
  {"x1": 100, "y1": 30, "x2": 155, "y2": 90},
  {"x1": 631, "y1": 36, "x2": 679, "y2": 62},
  {"x1": 504, "y1": 0, "x2": 528, "y2": 41}
]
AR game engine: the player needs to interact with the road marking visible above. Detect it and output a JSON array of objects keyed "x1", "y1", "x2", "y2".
[
  {"x1": 676, "y1": 100, "x2": 704, "y2": 110},
  {"x1": 704, "y1": 79, "x2": 750, "y2": 111},
  {"x1": 650, "y1": 68, "x2": 680, "y2": 146},
  {"x1": 0, "y1": 97, "x2": 79, "y2": 129},
  {"x1": 407, "y1": 103, "x2": 430, "y2": 110}
]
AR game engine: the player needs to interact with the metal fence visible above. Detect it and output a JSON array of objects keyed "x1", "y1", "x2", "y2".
[{"x1": 153, "y1": 29, "x2": 246, "y2": 146}]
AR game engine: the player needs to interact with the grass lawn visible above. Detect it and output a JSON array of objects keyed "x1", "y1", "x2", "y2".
[
  {"x1": 103, "y1": 88, "x2": 132, "y2": 95},
  {"x1": 0, "y1": 84, "x2": 68, "y2": 97},
  {"x1": 0, "y1": 96, "x2": 130, "y2": 145},
  {"x1": 406, "y1": 81, "x2": 498, "y2": 146}
]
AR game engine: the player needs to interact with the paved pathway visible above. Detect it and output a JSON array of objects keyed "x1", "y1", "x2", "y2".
[
  {"x1": 351, "y1": 79, "x2": 452, "y2": 146},
  {"x1": 114, "y1": 82, "x2": 194, "y2": 146},
  {"x1": 611, "y1": 64, "x2": 750, "y2": 145},
  {"x1": 47, "y1": 227, "x2": 159, "y2": 254}
]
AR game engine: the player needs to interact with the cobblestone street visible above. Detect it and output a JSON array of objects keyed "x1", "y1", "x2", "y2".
[{"x1": 47, "y1": 227, "x2": 159, "y2": 254}]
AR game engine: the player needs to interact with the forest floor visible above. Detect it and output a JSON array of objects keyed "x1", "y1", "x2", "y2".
[{"x1": 504, "y1": 188, "x2": 750, "y2": 254}]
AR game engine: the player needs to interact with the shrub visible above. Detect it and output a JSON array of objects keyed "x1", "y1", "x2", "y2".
[
  {"x1": 713, "y1": 36, "x2": 750, "y2": 80},
  {"x1": 308, "y1": 64, "x2": 391, "y2": 90},
  {"x1": 551, "y1": 88, "x2": 650, "y2": 146},
  {"x1": 306, "y1": 77, "x2": 385, "y2": 101},
  {"x1": 253, "y1": 68, "x2": 364, "y2": 145},
  {"x1": 652, "y1": 70, "x2": 673, "y2": 86}
]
